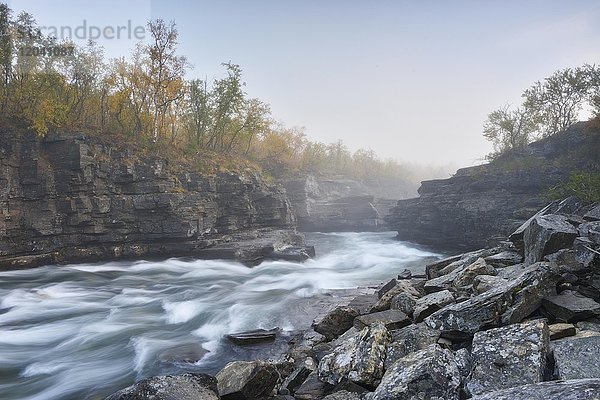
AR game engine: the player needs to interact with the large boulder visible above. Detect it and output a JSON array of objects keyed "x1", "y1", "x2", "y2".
[
  {"x1": 465, "y1": 320, "x2": 549, "y2": 396},
  {"x1": 318, "y1": 323, "x2": 390, "y2": 389},
  {"x1": 452, "y1": 258, "x2": 496, "y2": 288},
  {"x1": 542, "y1": 290, "x2": 600, "y2": 322},
  {"x1": 553, "y1": 335, "x2": 600, "y2": 379},
  {"x1": 390, "y1": 292, "x2": 417, "y2": 316},
  {"x1": 370, "y1": 280, "x2": 422, "y2": 312},
  {"x1": 425, "y1": 263, "x2": 558, "y2": 338},
  {"x1": 105, "y1": 373, "x2": 219, "y2": 400},
  {"x1": 313, "y1": 306, "x2": 359, "y2": 341},
  {"x1": 470, "y1": 379, "x2": 600, "y2": 400},
  {"x1": 368, "y1": 345, "x2": 461, "y2": 400},
  {"x1": 353, "y1": 310, "x2": 411, "y2": 331},
  {"x1": 523, "y1": 214, "x2": 578, "y2": 264},
  {"x1": 216, "y1": 360, "x2": 279, "y2": 399},
  {"x1": 384, "y1": 323, "x2": 440, "y2": 369}
]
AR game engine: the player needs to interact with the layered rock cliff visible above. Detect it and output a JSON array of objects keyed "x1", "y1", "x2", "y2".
[
  {"x1": 386, "y1": 121, "x2": 600, "y2": 251},
  {"x1": 0, "y1": 129, "x2": 311, "y2": 269}
]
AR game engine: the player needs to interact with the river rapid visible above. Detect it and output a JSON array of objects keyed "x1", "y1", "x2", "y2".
[{"x1": 0, "y1": 232, "x2": 439, "y2": 400}]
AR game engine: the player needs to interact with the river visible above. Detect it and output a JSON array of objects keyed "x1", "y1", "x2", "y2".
[{"x1": 0, "y1": 232, "x2": 439, "y2": 400}]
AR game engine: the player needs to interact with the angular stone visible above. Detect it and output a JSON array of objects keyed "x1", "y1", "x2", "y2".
[
  {"x1": 524, "y1": 214, "x2": 578, "y2": 264},
  {"x1": 353, "y1": 310, "x2": 410, "y2": 331},
  {"x1": 225, "y1": 328, "x2": 278, "y2": 345},
  {"x1": 322, "y1": 390, "x2": 362, "y2": 400},
  {"x1": 510, "y1": 201, "x2": 560, "y2": 253},
  {"x1": 577, "y1": 321, "x2": 600, "y2": 332},
  {"x1": 453, "y1": 258, "x2": 496, "y2": 288},
  {"x1": 369, "y1": 345, "x2": 461, "y2": 400},
  {"x1": 553, "y1": 336, "x2": 600, "y2": 379},
  {"x1": 470, "y1": 379, "x2": 600, "y2": 400},
  {"x1": 426, "y1": 263, "x2": 558, "y2": 338},
  {"x1": 473, "y1": 275, "x2": 508, "y2": 294},
  {"x1": 377, "y1": 278, "x2": 397, "y2": 298},
  {"x1": 397, "y1": 269, "x2": 412, "y2": 280},
  {"x1": 280, "y1": 366, "x2": 312, "y2": 395},
  {"x1": 579, "y1": 221, "x2": 600, "y2": 244},
  {"x1": 465, "y1": 320, "x2": 549, "y2": 396},
  {"x1": 318, "y1": 323, "x2": 390, "y2": 389},
  {"x1": 584, "y1": 203, "x2": 600, "y2": 221},
  {"x1": 413, "y1": 290, "x2": 454, "y2": 322},
  {"x1": 543, "y1": 290, "x2": 600, "y2": 322},
  {"x1": 370, "y1": 280, "x2": 422, "y2": 312},
  {"x1": 549, "y1": 323, "x2": 576, "y2": 340},
  {"x1": 484, "y1": 250, "x2": 523, "y2": 268},
  {"x1": 384, "y1": 323, "x2": 440, "y2": 369},
  {"x1": 294, "y1": 371, "x2": 332, "y2": 400},
  {"x1": 454, "y1": 347, "x2": 472, "y2": 378},
  {"x1": 425, "y1": 254, "x2": 462, "y2": 279},
  {"x1": 390, "y1": 292, "x2": 417, "y2": 316},
  {"x1": 313, "y1": 306, "x2": 359, "y2": 341},
  {"x1": 216, "y1": 360, "x2": 278, "y2": 399},
  {"x1": 105, "y1": 373, "x2": 219, "y2": 400}
]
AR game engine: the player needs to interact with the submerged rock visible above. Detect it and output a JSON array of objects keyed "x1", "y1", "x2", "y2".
[
  {"x1": 225, "y1": 328, "x2": 279, "y2": 345},
  {"x1": 470, "y1": 379, "x2": 600, "y2": 400},
  {"x1": 105, "y1": 373, "x2": 219, "y2": 400},
  {"x1": 466, "y1": 320, "x2": 549, "y2": 396},
  {"x1": 216, "y1": 360, "x2": 278, "y2": 399},
  {"x1": 318, "y1": 322, "x2": 390, "y2": 389},
  {"x1": 368, "y1": 345, "x2": 461, "y2": 400}
]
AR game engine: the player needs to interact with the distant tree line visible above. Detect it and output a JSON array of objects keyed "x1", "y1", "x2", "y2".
[{"x1": 483, "y1": 65, "x2": 600, "y2": 158}]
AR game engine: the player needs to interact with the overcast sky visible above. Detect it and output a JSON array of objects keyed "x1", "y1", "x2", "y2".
[{"x1": 9, "y1": 0, "x2": 600, "y2": 167}]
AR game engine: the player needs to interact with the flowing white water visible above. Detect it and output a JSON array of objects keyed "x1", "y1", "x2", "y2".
[{"x1": 0, "y1": 232, "x2": 439, "y2": 400}]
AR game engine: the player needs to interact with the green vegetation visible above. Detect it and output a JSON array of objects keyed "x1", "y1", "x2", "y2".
[
  {"x1": 483, "y1": 65, "x2": 600, "y2": 159},
  {"x1": 549, "y1": 172, "x2": 600, "y2": 204},
  {"x1": 0, "y1": 4, "x2": 424, "y2": 189}
]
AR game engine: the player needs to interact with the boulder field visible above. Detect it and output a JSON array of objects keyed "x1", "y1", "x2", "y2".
[{"x1": 106, "y1": 198, "x2": 600, "y2": 399}]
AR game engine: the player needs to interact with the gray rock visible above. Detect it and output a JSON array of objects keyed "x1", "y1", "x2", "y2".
[
  {"x1": 579, "y1": 221, "x2": 600, "y2": 244},
  {"x1": 524, "y1": 214, "x2": 578, "y2": 264},
  {"x1": 280, "y1": 365, "x2": 312, "y2": 395},
  {"x1": 389, "y1": 292, "x2": 417, "y2": 316},
  {"x1": 454, "y1": 348, "x2": 472, "y2": 378},
  {"x1": 577, "y1": 321, "x2": 600, "y2": 331},
  {"x1": 368, "y1": 345, "x2": 461, "y2": 400},
  {"x1": 353, "y1": 310, "x2": 411, "y2": 331},
  {"x1": 426, "y1": 263, "x2": 558, "y2": 338},
  {"x1": 413, "y1": 290, "x2": 455, "y2": 322},
  {"x1": 484, "y1": 250, "x2": 523, "y2": 268},
  {"x1": 510, "y1": 201, "x2": 561, "y2": 253},
  {"x1": 216, "y1": 360, "x2": 278, "y2": 399},
  {"x1": 553, "y1": 335, "x2": 600, "y2": 379},
  {"x1": 465, "y1": 320, "x2": 549, "y2": 396},
  {"x1": 294, "y1": 371, "x2": 332, "y2": 400},
  {"x1": 549, "y1": 323, "x2": 576, "y2": 340},
  {"x1": 473, "y1": 274, "x2": 508, "y2": 294},
  {"x1": 470, "y1": 379, "x2": 600, "y2": 400},
  {"x1": 425, "y1": 254, "x2": 463, "y2": 279},
  {"x1": 543, "y1": 290, "x2": 600, "y2": 322},
  {"x1": 322, "y1": 390, "x2": 362, "y2": 400},
  {"x1": 584, "y1": 203, "x2": 600, "y2": 221},
  {"x1": 318, "y1": 322, "x2": 390, "y2": 389},
  {"x1": 313, "y1": 306, "x2": 360, "y2": 341},
  {"x1": 385, "y1": 323, "x2": 440, "y2": 369},
  {"x1": 105, "y1": 373, "x2": 219, "y2": 400},
  {"x1": 453, "y1": 258, "x2": 496, "y2": 288},
  {"x1": 377, "y1": 278, "x2": 397, "y2": 298},
  {"x1": 397, "y1": 269, "x2": 412, "y2": 280},
  {"x1": 370, "y1": 280, "x2": 422, "y2": 312}
]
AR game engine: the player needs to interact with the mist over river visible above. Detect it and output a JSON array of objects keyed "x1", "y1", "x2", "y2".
[{"x1": 0, "y1": 232, "x2": 439, "y2": 400}]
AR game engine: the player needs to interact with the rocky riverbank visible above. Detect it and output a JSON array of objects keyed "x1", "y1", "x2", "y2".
[
  {"x1": 0, "y1": 130, "x2": 313, "y2": 269},
  {"x1": 105, "y1": 198, "x2": 600, "y2": 399},
  {"x1": 386, "y1": 121, "x2": 600, "y2": 251}
]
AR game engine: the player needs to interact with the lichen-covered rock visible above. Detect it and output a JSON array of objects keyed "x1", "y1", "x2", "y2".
[
  {"x1": 412, "y1": 290, "x2": 454, "y2": 322},
  {"x1": 454, "y1": 347, "x2": 472, "y2": 378},
  {"x1": 390, "y1": 292, "x2": 417, "y2": 316},
  {"x1": 553, "y1": 336, "x2": 600, "y2": 379},
  {"x1": 473, "y1": 275, "x2": 508, "y2": 294},
  {"x1": 453, "y1": 258, "x2": 496, "y2": 288},
  {"x1": 321, "y1": 390, "x2": 362, "y2": 400},
  {"x1": 384, "y1": 323, "x2": 440, "y2": 369},
  {"x1": 353, "y1": 310, "x2": 410, "y2": 330},
  {"x1": 542, "y1": 290, "x2": 600, "y2": 322},
  {"x1": 313, "y1": 306, "x2": 360, "y2": 341},
  {"x1": 465, "y1": 320, "x2": 549, "y2": 397},
  {"x1": 216, "y1": 360, "x2": 278, "y2": 399},
  {"x1": 470, "y1": 379, "x2": 600, "y2": 400},
  {"x1": 318, "y1": 322, "x2": 390, "y2": 389},
  {"x1": 484, "y1": 250, "x2": 523, "y2": 268},
  {"x1": 425, "y1": 263, "x2": 558, "y2": 338},
  {"x1": 105, "y1": 373, "x2": 219, "y2": 400},
  {"x1": 523, "y1": 214, "x2": 578, "y2": 265},
  {"x1": 370, "y1": 281, "x2": 422, "y2": 312},
  {"x1": 368, "y1": 345, "x2": 461, "y2": 400}
]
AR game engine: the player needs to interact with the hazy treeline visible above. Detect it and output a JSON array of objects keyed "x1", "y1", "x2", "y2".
[
  {"x1": 483, "y1": 65, "x2": 600, "y2": 158},
  {"x1": 0, "y1": 4, "x2": 447, "y2": 193}
]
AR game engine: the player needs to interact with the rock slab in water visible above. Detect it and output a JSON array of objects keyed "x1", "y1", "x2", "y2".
[
  {"x1": 465, "y1": 320, "x2": 549, "y2": 396},
  {"x1": 318, "y1": 322, "x2": 390, "y2": 388},
  {"x1": 524, "y1": 214, "x2": 578, "y2": 264},
  {"x1": 368, "y1": 344, "x2": 461, "y2": 400},
  {"x1": 543, "y1": 290, "x2": 600, "y2": 322},
  {"x1": 470, "y1": 378, "x2": 600, "y2": 400},
  {"x1": 426, "y1": 263, "x2": 558, "y2": 338},
  {"x1": 216, "y1": 360, "x2": 278, "y2": 399},
  {"x1": 353, "y1": 310, "x2": 410, "y2": 331},
  {"x1": 225, "y1": 328, "x2": 278, "y2": 345},
  {"x1": 105, "y1": 373, "x2": 219, "y2": 400},
  {"x1": 553, "y1": 335, "x2": 600, "y2": 379},
  {"x1": 313, "y1": 306, "x2": 360, "y2": 341}
]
